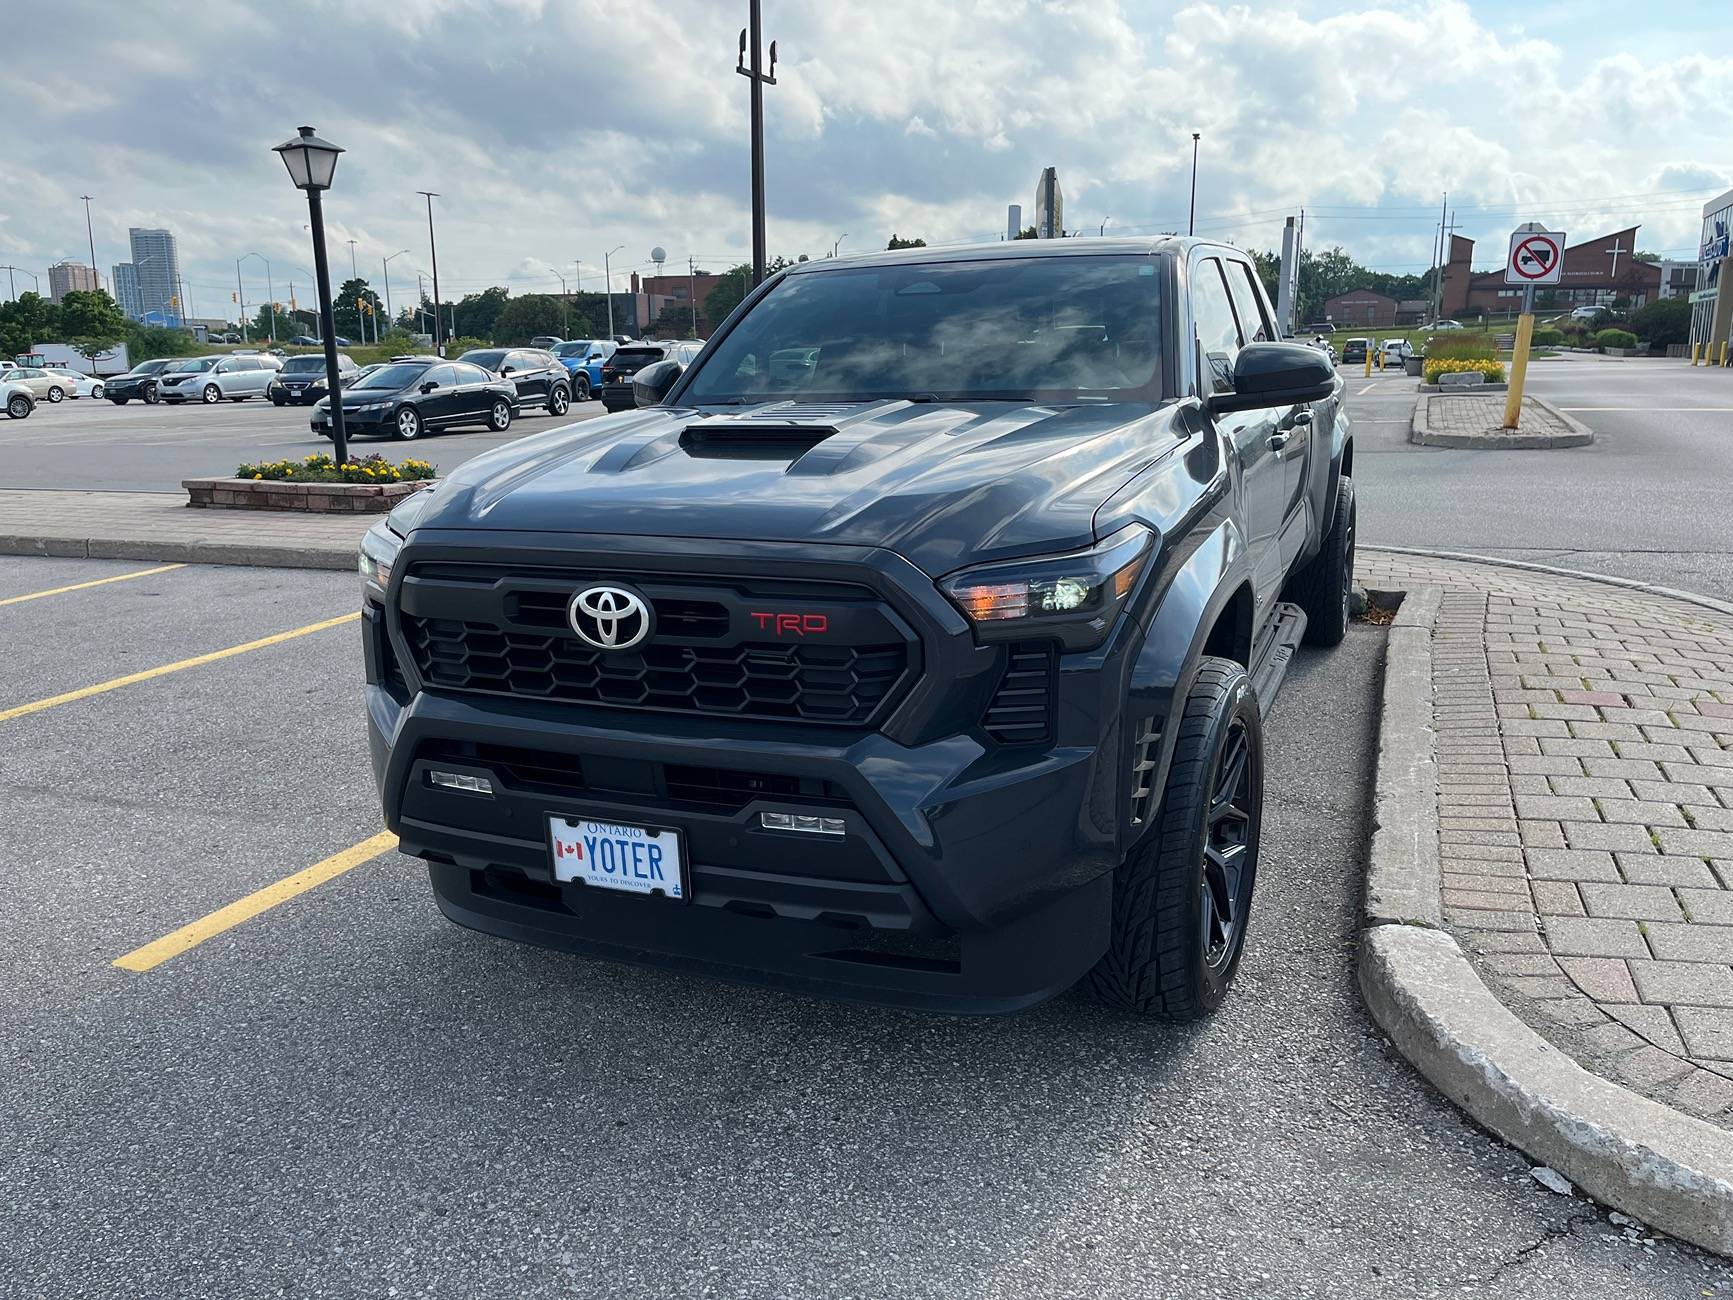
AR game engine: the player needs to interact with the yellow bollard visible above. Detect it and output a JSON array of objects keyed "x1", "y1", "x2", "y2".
[
  {"x1": 1363, "y1": 347, "x2": 1372, "y2": 377},
  {"x1": 1692, "y1": 342, "x2": 1702, "y2": 366},
  {"x1": 1501, "y1": 312, "x2": 1535, "y2": 430},
  {"x1": 1720, "y1": 341, "x2": 1729, "y2": 368}
]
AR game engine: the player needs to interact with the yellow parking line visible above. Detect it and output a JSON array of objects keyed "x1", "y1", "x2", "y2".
[
  {"x1": 0, "y1": 610, "x2": 360, "y2": 724},
  {"x1": 0, "y1": 563, "x2": 186, "y2": 607},
  {"x1": 113, "y1": 831, "x2": 399, "y2": 972},
  {"x1": 1355, "y1": 382, "x2": 1377, "y2": 395}
]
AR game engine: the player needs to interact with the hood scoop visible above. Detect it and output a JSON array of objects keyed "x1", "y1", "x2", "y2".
[{"x1": 677, "y1": 399, "x2": 917, "y2": 464}]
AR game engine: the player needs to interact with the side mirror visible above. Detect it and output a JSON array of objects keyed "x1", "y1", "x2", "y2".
[
  {"x1": 420, "y1": 381, "x2": 439, "y2": 393},
  {"x1": 501, "y1": 366, "x2": 514, "y2": 375},
  {"x1": 1206, "y1": 342, "x2": 1336, "y2": 415},
  {"x1": 633, "y1": 358, "x2": 684, "y2": 407}
]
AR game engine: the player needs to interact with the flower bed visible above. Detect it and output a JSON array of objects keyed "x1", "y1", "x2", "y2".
[
  {"x1": 1421, "y1": 357, "x2": 1506, "y2": 385},
  {"x1": 234, "y1": 452, "x2": 436, "y2": 483},
  {"x1": 185, "y1": 455, "x2": 437, "y2": 513}
]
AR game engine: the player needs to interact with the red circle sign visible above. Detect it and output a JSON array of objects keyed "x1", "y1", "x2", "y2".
[{"x1": 1511, "y1": 235, "x2": 1560, "y2": 281}]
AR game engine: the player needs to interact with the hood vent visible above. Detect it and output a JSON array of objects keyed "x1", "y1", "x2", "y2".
[{"x1": 679, "y1": 423, "x2": 838, "y2": 460}]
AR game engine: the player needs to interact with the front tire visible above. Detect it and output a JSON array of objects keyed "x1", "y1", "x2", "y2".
[
  {"x1": 548, "y1": 384, "x2": 570, "y2": 416},
  {"x1": 1089, "y1": 658, "x2": 1264, "y2": 1019},
  {"x1": 392, "y1": 407, "x2": 423, "y2": 441},
  {"x1": 6, "y1": 393, "x2": 33, "y2": 419},
  {"x1": 202, "y1": 384, "x2": 221, "y2": 404},
  {"x1": 143, "y1": 384, "x2": 160, "y2": 405},
  {"x1": 1284, "y1": 475, "x2": 1356, "y2": 647},
  {"x1": 90, "y1": 384, "x2": 103, "y2": 399},
  {"x1": 488, "y1": 399, "x2": 513, "y2": 432}
]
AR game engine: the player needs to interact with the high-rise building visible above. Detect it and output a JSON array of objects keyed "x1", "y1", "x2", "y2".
[
  {"x1": 48, "y1": 260, "x2": 98, "y2": 303},
  {"x1": 128, "y1": 227, "x2": 182, "y2": 325},
  {"x1": 113, "y1": 262, "x2": 143, "y2": 318}
]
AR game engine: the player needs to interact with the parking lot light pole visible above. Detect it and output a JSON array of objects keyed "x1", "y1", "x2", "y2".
[
  {"x1": 417, "y1": 192, "x2": 443, "y2": 356},
  {"x1": 273, "y1": 126, "x2": 349, "y2": 466},
  {"x1": 383, "y1": 250, "x2": 408, "y2": 334},
  {"x1": 735, "y1": 1, "x2": 777, "y2": 287},
  {"x1": 604, "y1": 245, "x2": 623, "y2": 340},
  {"x1": 235, "y1": 258, "x2": 248, "y2": 343},
  {"x1": 1188, "y1": 133, "x2": 1200, "y2": 236},
  {"x1": 241, "y1": 252, "x2": 273, "y2": 343}
]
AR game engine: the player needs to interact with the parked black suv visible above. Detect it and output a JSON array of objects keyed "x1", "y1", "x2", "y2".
[
  {"x1": 270, "y1": 353, "x2": 360, "y2": 405},
  {"x1": 457, "y1": 347, "x2": 572, "y2": 417},
  {"x1": 359, "y1": 240, "x2": 1355, "y2": 1017},
  {"x1": 105, "y1": 358, "x2": 179, "y2": 405},
  {"x1": 599, "y1": 340, "x2": 703, "y2": 412},
  {"x1": 312, "y1": 358, "x2": 517, "y2": 441}
]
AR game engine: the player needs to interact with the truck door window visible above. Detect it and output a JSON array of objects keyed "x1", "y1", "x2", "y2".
[
  {"x1": 1192, "y1": 259, "x2": 1244, "y2": 394},
  {"x1": 1224, "y1": 262, "x2": 1274, "y2": 343}
]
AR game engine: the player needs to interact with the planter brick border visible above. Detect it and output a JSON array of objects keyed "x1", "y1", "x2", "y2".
[
  {"x1": 1410, "y1": 393, "x2": 1594, "y2": 450},
  {"x1": 184, "y1": 476, "x2": 434, "y2": 514},
  {"x1": 1416, "y1": 381, "x2": 1509, "y2": 394},
  {"x1": 1359, "y1": 571, "x2": 1733, "y2": 1258}
]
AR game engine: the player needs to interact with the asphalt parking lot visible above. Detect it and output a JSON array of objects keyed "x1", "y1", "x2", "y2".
[
  {"x1": 4, "y1": 555, "x2": 1728, "y2": 1298},
  {"x1": 1, "y1": 393, "x2": 607, "y2": 492}
]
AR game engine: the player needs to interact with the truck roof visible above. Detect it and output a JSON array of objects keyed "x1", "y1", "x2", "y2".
[{"x1": 783, "y1": 236, "x2": 1205, "y2": 275}]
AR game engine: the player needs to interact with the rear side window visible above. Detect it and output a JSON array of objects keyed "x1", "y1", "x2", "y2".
[
  {"x1": 454, "y1": 364, "x2": 492, "y2": 383},
  {"x1": 612, "y1": 347, "x2": 666, "y2": 368},
  {"x1": 1191, "y1": 259, "x2": 1243, "y2": 394}
]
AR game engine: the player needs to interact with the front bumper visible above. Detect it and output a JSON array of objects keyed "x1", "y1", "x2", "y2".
[
  {"x1": 363, "y1": 532, "x2": 1142, "y2": 1013},
  {"x1": 156, "y1": 382, "x2": 202, "y2": 402},
  {"x1": 312, "y1": 406, "x2": 393, "y2": 434}
]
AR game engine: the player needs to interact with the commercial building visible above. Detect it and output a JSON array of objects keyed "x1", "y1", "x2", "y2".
[
  {"x1": 48, "y1": 261, "x2": 99, "y2": 303},
  {"x1": 628, "y1": 269, "x2": 719, "y2": 337},
  {"x1": 128, "y1": 227, "x2": 183, "y2": 326},
  {"x1": 1658, "y1": 259, "x2": 1698, "y2": 301},
  {"x1": 1440, "y1": 226, "x2": 1661, "y2": 316},
  {"x1": 1323, "y1": 289, "x2": 1398, "y2": 327},
  {"x1": 112, "y1": 262, "x2": 143, "y2": 318},
  {"x1": 1689, "y1": 188, "x2": 1731, "y2": 356}
]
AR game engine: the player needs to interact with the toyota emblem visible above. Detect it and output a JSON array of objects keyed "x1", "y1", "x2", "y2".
[{"x1": 568, "y1": 584, "x2": 652, "y2": 651}]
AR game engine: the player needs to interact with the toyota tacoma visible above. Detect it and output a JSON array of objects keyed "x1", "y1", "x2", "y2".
[{"x1": 359, "y1": 238, "x2": 1355, "y2": 1017}]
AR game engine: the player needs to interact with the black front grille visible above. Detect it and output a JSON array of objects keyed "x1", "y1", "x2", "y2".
[
  {"x1": 510, "y1": 590, "x2": 729, "y2": 638},
  {"x1": 982, "y1": 642, "x2": 1056, "y2": 744},
  {"x1": 402, "y1": 615, "x2": 904, "y2": 725}
]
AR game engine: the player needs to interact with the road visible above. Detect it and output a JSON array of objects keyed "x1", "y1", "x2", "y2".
[
  {"x1": 3, "y1": 555, "x2": 1726, "y2": 1297},
  {"x1": 1349, "y1": 353, "x2": 1733, "y2": 601},
  {"x1": 0, "y1": 394, "x2": 606, "y2": 491}
]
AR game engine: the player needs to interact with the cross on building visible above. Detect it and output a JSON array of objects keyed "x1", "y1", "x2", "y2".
[{"x1": 1606, "y1": 237, "x2": 1625, "y2": 279}]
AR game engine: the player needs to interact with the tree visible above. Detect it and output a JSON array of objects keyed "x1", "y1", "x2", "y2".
[
  {"x1": 249, "y1": 303, "x2": 297, "y2": 341},
  {"x1": 493, "y1": 293, "x2": 568, "y2": 345},
  {"x1": 1012, "y1": 226, "x2": 1038, "y2": 240},
  {"x1": 702, "y1": 257, "x2": 795, "y2": 330},
  {"x1": 1629, "y1": 297, "x2": 1690, "y2": 347},
  {"x1": 452, "y1": 286, "x2": 510, "y2": 341},
  {"x1": 1248, "y1": 249, "x2": 1280, "y2": 303},
  {"x1": 1633, "y1": 251, "x2": 1660, "y2": 264},
  {"x1": 332, "y1": 277, "x2": 384, "y2": 341},
  {"x1": 124, "y1": 323, "x2": 200, "y2": 359},
  {"x1": 59, "y1": 289, "x2": 128, "y2": 340},
  {"x1": 0, "y1": 292, "x2": 58, "y2": 359},
  {"x1": 650, "y1": 301, "x2": 694, "y2": 338},
  {"x1": 887, "y1": 234, "x2": 927, "y2": 250}
]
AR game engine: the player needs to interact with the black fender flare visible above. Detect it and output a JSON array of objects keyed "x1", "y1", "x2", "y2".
[{"x1": 1121, "y1": 517, "x2": 1256, "y2": 846}]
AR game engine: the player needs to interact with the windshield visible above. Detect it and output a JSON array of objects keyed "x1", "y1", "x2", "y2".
[
  {"x1": 131, "y1": 360, "x2": 172, "y2": 375},
  {"x1": 171, "y1": 358, "x2": 216, "y2": 373},
  {"x1": 681, "y1": 255, "x2": 1165, "y2": 404},
  {"x1": 553, "y1": 341, "x2": 594, "y2": 357},
  {"x1": 281, "y1": 356, "x2": 327, "y2": 373},
  {"x1": 351, "y1": 363, "x2": 428, "y2": 391},
  {"x1": 460, "y1": 349, "x2": 508, "y2": 369}
]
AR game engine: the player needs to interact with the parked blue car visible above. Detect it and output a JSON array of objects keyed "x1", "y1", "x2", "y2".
[{"x1": 551, "y1": 339, "x2": 618, "y2": 402}]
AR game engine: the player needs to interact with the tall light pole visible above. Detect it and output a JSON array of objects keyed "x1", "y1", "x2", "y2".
[
  {"x1": 383, "y1": 249, "x2": 409, "y2": 333},
  {"x1": 235, "y1": 258, "x2": 249, "y2": 342},
  {"x1": 343, "y1": 238, "x2": 366, "y2": 343},
  {"x1": 603, "y1": 244, "x2": 623, "y2": 340},
  {"x1": 735, "y1": 1, "x2": 778, "y2": 287},
  {"x1": 241, "y1": 252, "x2": 273, "y2": 342},
  {"x1": 273, "y1": 125, "x2": 350, "y2": 465},
  {"x1": 551, "y1": 268, "x2": 571, "y2": 338},
  {"x1": 832, "y1": 234, "x2": 846, "y2": 258},
  {"x1": 1188, "y1": 133, "x2": 1200, "y2": 237},
  {"x1": 80, "y1": 195, "x2": 99, "y2": 292},
  {"x1": 688, "y1": 256, "x2": 697, "y2": 335},
  {"x1": 417, "y1": 191, "x2": 443, "y2": 356}
]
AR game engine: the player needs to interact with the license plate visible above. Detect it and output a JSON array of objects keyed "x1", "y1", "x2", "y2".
[{"x1": 548, "y1": 815, "x2": 685, "y2": 900}]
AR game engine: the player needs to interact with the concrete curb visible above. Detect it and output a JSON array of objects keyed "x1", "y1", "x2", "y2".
[
  {"x1": 0, "y1": 533, "x2": 355, "y2": 571},
  {"x1": 1416, "y1": 381, "x2": 1510, "y2": 393},
  {"x1": 1360, "y1": 573, "x2": 1733, "y2": 1256},
  {"x1": 1363, "y1": 545, "x2": 1733, "y2": 621},
  {"x1": 1410, "y1": 393, "x2": 1594, "y2": 449},
  {"x1": 1364, "y1": 585, "x2": 1442, "y2": 928}
]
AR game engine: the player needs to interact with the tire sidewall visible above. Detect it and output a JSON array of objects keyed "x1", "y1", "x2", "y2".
[
  {"x1": 144, "y1": 384, "x2": 159, "y2": 404},
  {"x1": 549, "y1": 385, "x2": 570, "y2": 415},
  {"x1": 574, "y1": 375, "x2": 591, "y2": 401},
  {"x1": 202, "y1": 384, "x2": 220, "y2": 404},
  {"x1": 7, "y1": 394, "x2": 31, "y2": 419},
  {"x1": 394, "y1": 407, "x2": 422, "y2": 441},
  {"x1": 1185, "y1": 675, "x2": 1264, "y2": 1011},
  {"x1": 47, "y1": 387, "x2": 64, "y2": 402},
  {"x1": 490, "y1": 399, "x2": 512, "y2": 431}
]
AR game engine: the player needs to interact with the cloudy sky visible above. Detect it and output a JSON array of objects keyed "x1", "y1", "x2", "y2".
[{"x1": 1, "y1": 0, "x2": 1728, "y2": 318}]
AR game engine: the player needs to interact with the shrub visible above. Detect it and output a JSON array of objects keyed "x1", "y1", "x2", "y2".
[
  {"x1": 446, "y1": 336, "x2": 491, "y2": 355},
  {"x1": 1595, "y1": 328, "x2": 1638, "y2": 350},
  {"x1": 1531, "y1": 327, "x2": 1564, "y2": 347},
  {"x1": 1422, "y1": 358, "x2": 1506, "y2": 384},
  {"x1": 234, "y1": 453, "x2": 437, "y2": 484},
  {"x1": 1629, "y1": 297, "x2": 1691, "y2": 347},
  {"x1": 1423, "y1": 336, "x2": 1495, "y2": 360}
]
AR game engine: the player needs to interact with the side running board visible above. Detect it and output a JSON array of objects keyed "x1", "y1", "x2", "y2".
[{"x1": 1249, "y1": 601, "x2": 1308, "y2": 716}]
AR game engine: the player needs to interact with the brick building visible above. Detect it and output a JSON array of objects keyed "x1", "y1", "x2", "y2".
[
  {"x1": 1323, "y1": 289, "x2": 1398, "y2": 327},
  {"x1": 1440, "y1": 226, "x2": 1661, "y2": 317},
  {"x1": 48, "y1": 260, "x2": 98, "y2": 303},
  {"x1": 629, "y1": 270, "x2": 719, "y2": 338}
]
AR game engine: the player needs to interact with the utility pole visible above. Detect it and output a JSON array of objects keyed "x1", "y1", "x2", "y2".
[
  {"x1": 417, "y1": 191, "x2": 444, "y2": 355},
  {"x1": 344, "y1": 238, "x2": 364, "y2": 343},
  {"x1": 1188, "y1": 133, "x2": 1200, "y2": 236},
  {"x1": 1, "y1": 265, "x2": 15, "y2": 300},
  {"x1": 1431, "y1": 192, "x2": 1448, "y2": 322},
  {"x1": 552, "y1": 268, "x2": 570, "y2": 337},
  {"x1": 689, "y1": 256, "x2": 698, "y2": 335},
  {"x1": 604, "y1": 244, "x2": 623, "y2": 340},
  {"x1": 80, "y1": 196, "x2": 98, "y2": 292},
  {"x1": 735, "y1": 0, "x2": 778, "y2": 286},
  {"x1": 236, "y1": 259, "x2": 248, "y2": 342},
  {"x1": 383, "y1": 250, "x2": 408, "y2": 333}
]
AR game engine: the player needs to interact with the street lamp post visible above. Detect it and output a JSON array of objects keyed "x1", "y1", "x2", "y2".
[
  {"x1": 551, "y1": 268, "x2": 571, "y2": 337},
  {"x1": 240, "y1": 252, "x2": 273, "y2": 343},
  {"x1": 417, "y1": 192, "x2": 443, "y2": 356},
  {"x1": 273, "y1": 125, "x2": 350, "y2": 465},
  {"x1": 382, "y1": 250, "x2": 409, "y2": 333},
  {"x1": 1188, "y1": 133, "x2": 1200, "y2": 237},
  {"x1": 604, "y1": 244, "x2": 623, "y2": 340},
  {"x1": 735, "y1": 1, "x2": 777, "y2": 286},
  {"x1": 80, "y1": 195, "x2": 99, "y2": 292},
  {"x1": 832, "y1": 234, "x2": 846, "y2": 258}
]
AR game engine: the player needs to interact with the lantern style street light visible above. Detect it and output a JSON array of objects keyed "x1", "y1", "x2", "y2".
[{"x1": 272, "y1": 125, "x2": 350, "y2": 465}]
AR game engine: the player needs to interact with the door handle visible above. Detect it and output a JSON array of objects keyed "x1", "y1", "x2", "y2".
[
  {"x1": 1278, "y1": 408, "x2": 1313, "y2": 432},
  {"x1": 1269, "y1": 430, "x2": 1291, "y2": 451}
]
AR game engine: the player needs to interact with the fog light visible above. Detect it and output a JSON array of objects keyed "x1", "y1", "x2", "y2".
[
  {"x1": 429, "y1": 770, "x2": 493, "y2": 795},
  {"x1": 760, "y1": 812, "x2": 845, "y2": 836}
]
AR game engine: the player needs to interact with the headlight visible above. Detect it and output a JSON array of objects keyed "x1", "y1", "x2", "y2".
[
  {"x1": 938, "y1": 523, "x2": 1155, "y2": 651},
  {"x1": 358, "y1": 520, "x2": 402, "y2": 595}
]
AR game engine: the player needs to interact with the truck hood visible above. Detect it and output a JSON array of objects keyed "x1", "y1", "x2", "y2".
[{"x1": 408, "y1": 398, "x2": 1186, "y2": 575}]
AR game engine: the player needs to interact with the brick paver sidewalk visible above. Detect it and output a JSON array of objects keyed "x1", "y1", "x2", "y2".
[{"x1": 1364, "y1": 551, "x2": 1733, "y2": 1123}]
